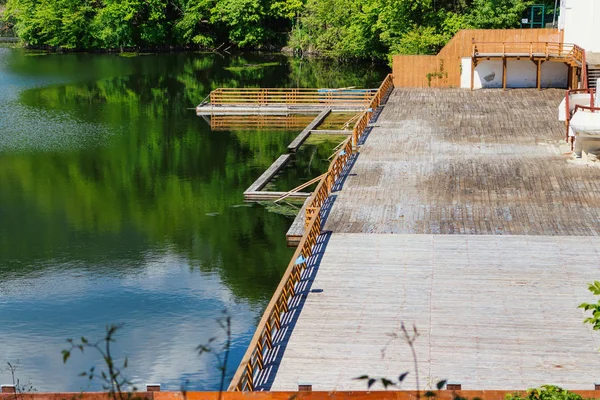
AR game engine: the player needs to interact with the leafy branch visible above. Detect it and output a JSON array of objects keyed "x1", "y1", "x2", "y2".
[
  {"x1": 579, "y1": 281, "x2": 600, "y2": 330},
  {"x1": 354, "y1": 322, "x2": 445, "y2": 397},
  {"x1": 196, "y1": 311, "x2": 231, "y2": 400},
  {"x1": 62, "y1": 324, "x2": 136, "y2": 400}
]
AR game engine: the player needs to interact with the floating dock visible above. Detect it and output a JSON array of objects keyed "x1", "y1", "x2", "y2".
[
  {"x1": 243, "y1": 155, "x2": 313, "y2": 201},
  {"x1": 287, "y1": 109, "x2": 331, "y2": 152},
  {"x1": 197, "y1": 88, "x2": 377, "y2": 115}
]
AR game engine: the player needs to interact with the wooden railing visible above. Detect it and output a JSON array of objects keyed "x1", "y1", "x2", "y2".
[
  {"x1": 227, "y1": 74, "x2": 394, "y2": 392},
  {"x1": 352, "y1": 74, "x2": 394, "y2": 146},
  {"x1": 209, "y1": 88, "x2": 377, "y2": 106},
  {"x1": 472, "y1": 41, "x2": 586, "y2": 68}
]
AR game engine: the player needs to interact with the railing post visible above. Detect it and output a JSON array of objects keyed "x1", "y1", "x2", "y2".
[{"x1": 530, "y1": 42, "x2": 533, "y2": 58}]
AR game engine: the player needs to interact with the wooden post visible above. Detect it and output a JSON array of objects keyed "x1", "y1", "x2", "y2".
[
  {"x1": 502, "y1": 57, "x2": 507, "y2": 90},
  {"x1": 470, "y1": 58, "x2": 475, "y2": 91},
  {"x1": 536, "y1": 60, "x2": 542, "y2": 90}
]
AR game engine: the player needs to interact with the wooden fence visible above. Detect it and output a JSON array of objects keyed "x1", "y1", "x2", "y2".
[
  {"x1": 227, "y1": 74, "x2": 394, "y2": 392},
  {"x1": 209, "y1": 88, "x2": 376, "y2": 106},
  {"x1": 392, "y1": 28, "x2": 564, "y2": 88}
]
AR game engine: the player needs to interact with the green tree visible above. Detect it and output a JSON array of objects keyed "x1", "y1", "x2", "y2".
[
  {"x1": 210, "y1": 0, "x2": 267, "y2": 48},
  {"x1": 467, "y1": 0, "x2": 531, "y2": 29},
  {"x1": 174, "y1": 0, "x2": 215, "y2": 47}
]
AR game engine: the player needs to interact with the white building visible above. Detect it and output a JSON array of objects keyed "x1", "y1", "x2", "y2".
[
  {"x1": 560, "y1": 0, "x2": 600, "y2": 54},
  {"x1": 458, "y1": 1, "x2": 599, "y2": 90}
]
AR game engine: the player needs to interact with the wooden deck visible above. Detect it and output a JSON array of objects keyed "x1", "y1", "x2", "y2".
[
  {"x1": 324, "y1": 88, "x2": 600, "y2": 235},
  {"x1": 265, "y1": 88, "x2": 600, "y2": 390},
  {"x1": 271, "y1": 234, "x2": 600, "y2": 390}
]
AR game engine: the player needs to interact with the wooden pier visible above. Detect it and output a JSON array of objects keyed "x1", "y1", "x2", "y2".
[
  {"x1": 243, "y1": 155, "x2": 311, "y2": 201},
  {"x1": 229, "y1": 79, "x2": 600, "y2": 392},
  {"x1": 197, "y1": 88, "x2": 377, "y2": 115}
]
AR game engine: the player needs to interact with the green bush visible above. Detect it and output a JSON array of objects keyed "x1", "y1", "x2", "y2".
[{"x1": 506, "y1": 385, "x2": 585, "y2": 400}]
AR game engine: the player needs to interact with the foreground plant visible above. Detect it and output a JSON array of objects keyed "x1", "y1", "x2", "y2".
[
  {"x1": 506, "y1": 385, "x2": 584, "y2": 400},
  {"x1": 579, "y1": 281, "x2": 600, "y2": 331},
  {"x1": 62, "y1": 324, "x2": 136, "y2": 400},
  {"x1": 354, "y1": 322, "x2": 446, "y2": 397}
]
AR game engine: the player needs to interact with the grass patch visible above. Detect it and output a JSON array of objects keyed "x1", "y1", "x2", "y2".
[
  {"x1": 118, "y1": 52, "x2": 153, "y2": 57},
  {"x1": 259, "y1": 201, "x2": 302, "y2": 218},
  {"x1": 224, "y1": 62, "x2": 280, "y2": 72},
  {"x1": 24, "y1": 50, "x2": 49, "y2": 56},
  {"x1": 304, "y1": 134, "x2": 347, "y2": 145}
]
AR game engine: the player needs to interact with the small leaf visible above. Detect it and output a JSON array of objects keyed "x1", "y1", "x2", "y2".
[
  {"x1": 381, "y1": 378, "x2": 394, "y2": 389},
  {"x1": 354, "y1": 375, "x2": 369, "y2": 380},
  {"x1": 81, "y1": 337, "x2": 88, "y2": 344},
  {"x1": 62, "y1": 350, "x2": 70, "y2": 363},
  {"x1": 437, "y1": 380, "x2": 447, "y2": 390},
  {"x1": 424, "y1": 391, "x2": 436, "y2": 398},
  {"x1": 124, "y1": 358, "x2": 128, "y2": 368},
  {"x1": 399, "y1": 372, "x2": 409, "y2": 382},
  {"x1": 368, "y1": 378, "x2": 376, "y2": 389},
  {"x1": 79, "y1": 372, "x2": 87, "y2": 377}
]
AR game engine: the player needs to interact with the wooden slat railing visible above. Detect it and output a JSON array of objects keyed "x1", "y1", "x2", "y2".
[
  {"x1": 351, "y1": 74, "x2": 394, "y2": 147},
  {"x1": 227, "y1": 74, "x2": 394, "y2": 392},
  {"x1": 209, "y1": 88, "x2": 377, "y2": 106},
  {"x1": 472, "y1": 41, "x2": 586, "y2": 67}
]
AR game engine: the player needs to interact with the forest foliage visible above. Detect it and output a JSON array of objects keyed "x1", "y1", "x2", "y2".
[{"x1": 2, "y1": 0, "x2": 559, "y2": 60}]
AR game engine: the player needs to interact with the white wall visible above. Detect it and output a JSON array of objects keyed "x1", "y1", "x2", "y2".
[
  {"x1": 506, "y1": 60, "x2": 537, "y2": 88},
  {"x1": 541, "y1": 61, "x2": 568, "y2": 88},
  {"x1": 461, "y1": 58, "x2": 568, "y2": 89},
  {"x1": 561, "y1": 0, "x2": 600, "y2": 52}
]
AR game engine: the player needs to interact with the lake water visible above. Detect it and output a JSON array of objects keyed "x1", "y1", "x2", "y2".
[{"x1": 0, "y1": 48, "x2": 387, "y2": 392}]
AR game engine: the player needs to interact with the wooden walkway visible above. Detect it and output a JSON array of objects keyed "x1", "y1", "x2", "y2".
[
  {"x1": 266, "y1": 88, "x2": 600, "y2": 390},
  {"x1": 288, "y1": 109, "x2": 331, "y2": 152},
  {"x1": 324, "y1": 89, "x2": 600, "y2": 235},
  {"x1": 271, "y1": 234, "x2": 600, "y2": 390}
]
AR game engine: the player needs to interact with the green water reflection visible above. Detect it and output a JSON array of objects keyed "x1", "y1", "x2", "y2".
[{"x1": 0, "y1": 49, "x2": 387, "y2": 391}]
